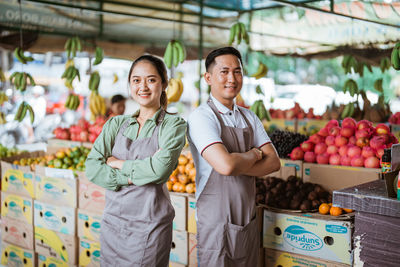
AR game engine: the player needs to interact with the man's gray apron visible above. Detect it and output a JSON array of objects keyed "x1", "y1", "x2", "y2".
[
  {"x1": 197, "y1": 99, "x2": 259, "y2": 267},
  {"x1": 100, "y1": 110, "x2": 174, "y2": 267}
]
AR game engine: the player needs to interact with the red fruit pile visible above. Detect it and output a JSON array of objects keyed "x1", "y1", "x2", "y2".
[
  {"x1": 269, "y1": 103, "x2": 322, "y2": 120},
  {"x1": 289, "y1": 118, "x2": 398, "y2": 168},
  {"x1": 389, "y1": 112, "x2": 400, "y2": 125},
  {"x1": 53, "y1": 117, "x2": 106, "y2": 143}
]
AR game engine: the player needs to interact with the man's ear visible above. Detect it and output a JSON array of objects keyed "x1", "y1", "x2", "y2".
[{"x1": 204, "y1": 72, "x2": 212, "y2": 85}]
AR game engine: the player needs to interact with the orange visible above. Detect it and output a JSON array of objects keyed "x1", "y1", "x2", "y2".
[
  {"x1": 178, "y1": 155, "x2": 188, "y2": 165},
  {"x1": 318, "y1": 203, "x2": 330, "y2": 215},
  {"x1": 171, "y1": 168, "x2": 178, "y2": 177},
  {"x1": 178, "y1": 174, "x2": 189, "y2": 185},
  {"x1": 172, "y1": 182, "x2": 185, "y2": 193},
  {"x1": 342, "y1": 208, "x2": 353, "y2": 213},
  {"x1": 185, "y1": 163, "x2": 195, "y2": 175},
  {"x1": 166, "y1": 181, "x2": 173, "y2": 191},
  {"x1": 329, "y1": 206, "x2": 343, "y2": 216},
  {"x1": 177, "y1": 165, "x2": 185, "y2": 174},
  {"x1": 169, "y1": 175, "x2": 178, "y2": 183},
  {"x1": 188, "y1": 168, "x2": 196, "y2": 179},
  {"x1": 185, "y1": 183, "x2": 195, "y2": 194}
]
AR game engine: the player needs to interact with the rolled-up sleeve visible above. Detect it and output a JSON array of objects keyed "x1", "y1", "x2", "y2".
[
  {"x1": 85, "y1": 117, "x2": 131, "y2": 191},
  {"x1": 120, "y1": 116, "x2": 187, "y2": 186}
]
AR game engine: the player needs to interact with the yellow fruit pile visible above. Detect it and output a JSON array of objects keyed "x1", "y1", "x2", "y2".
[
  {"x1": 167, "y1": 153, "x2": 196, "y2": 194},
  {"x1": 318, "y1": 203, "x2": 353, "y2": 216}
]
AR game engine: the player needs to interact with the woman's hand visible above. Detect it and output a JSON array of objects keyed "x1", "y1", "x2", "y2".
[{"x1": 106, "y1": 156, "x2": 124, "y2": 170}]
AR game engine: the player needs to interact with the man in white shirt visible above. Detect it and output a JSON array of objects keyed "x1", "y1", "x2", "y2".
[{"x1": 187, "y1": 47, "x2": 280, "y2": 266}]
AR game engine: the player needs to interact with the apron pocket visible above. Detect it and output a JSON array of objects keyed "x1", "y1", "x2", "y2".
[
  {"x1": 100, "y1": 218, "x2": 120, "y2": 266},
  {"x1": 119, "y1": 227, "x2": 149, "y2": 265},
  {"x1": 225, "y1": 216, "x2": 258, "y2": 260}
]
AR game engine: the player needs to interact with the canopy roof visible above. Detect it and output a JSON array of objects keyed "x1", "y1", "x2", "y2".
[{"x1": 0, "y1": 0, "x2": 399, "y2": 60}]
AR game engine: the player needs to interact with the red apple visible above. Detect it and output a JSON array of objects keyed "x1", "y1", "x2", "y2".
[
  {"x1": 340, "y1": 155, "x2": 352, "y2": 166},
  {"x1": 316, "y1": 153, "x2": 330, "y2": 164},
  {"x1": 329, "y1": 126, "x2": 341, "y2": 137},
  {"x1": 370, "y1": 135, "x2": 386, "y2": 150},
  {"x1": 309, "y1": 134, "x2": 325, "y2": 144},
  {"x1": 327, "y1": 145, "x2": 338, "y2": 155},
  {"x1": 342, "y1": 117, "x2": 357, "y2": 128},
  {"x1": 364, "y1": 156, "x2": 380, "y2": 168},
  {"x1": 340, "y1": 126, "x2": 355, "y2": 138},
  {"x1": 300, "y1": 141, "x2": 315, "y2": 152},
  {"x1": 347, "y1": 145, "x2": 361, "y2": 158},
  {"x1": 335, "y1": 135, "x2": 348, "y2": 147},
  {"x1": 329, "y1": 154, "x2": 341, "y2": 165},
  {"x1": 375, "y1": 123, "x2": 390, "y2": 135},
  {"x1": 351, "y1": 155, "x2": 365, "y2": 167},
  {"x1": 304, "y1": 151, "x2": 316, "y2": 163},
  {"x1": 318, "y1": 127, "x2": 329, "y2": 137},
  {"x1": 356, "y1": 137, "x2": 370, "y2": 148},
  {"x1": 290, "y1": 147, "x2": 304, "y2": 160},
  {"x1": 339, "y1": 145, "x2": 349, "y2": 157},
  {"x1": 325, "y1": 136, "x2": 335, "y2": 146},
  {"x1": 357, "y1": 120, "x2": 373, "y2": 130},
  {"x1": 349, "y1": 136, "x2": 357, "y2": 145},
  {"x1": 361, "y1": 146, "x2": 375, "y2": 158},
  {"x1": 314, "y1": 143, "x2": 327, "y2": 155}
]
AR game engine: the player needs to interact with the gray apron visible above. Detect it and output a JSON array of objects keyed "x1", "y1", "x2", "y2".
[
  {"x1": 100, "y1": 110, "x2": 174, "y2": 267},
  {"x1": 197, "y1": 99, "x2": 259, "y2": 267}
]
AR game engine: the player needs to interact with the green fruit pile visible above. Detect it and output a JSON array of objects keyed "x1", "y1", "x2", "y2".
[{"x1": 0, "y1": 144, "x2": 25, "y2": 159}]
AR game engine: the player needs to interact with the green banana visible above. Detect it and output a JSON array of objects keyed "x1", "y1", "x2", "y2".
[
  {"x1": 228, "y1": 23, "x2": 237, "y2": 45},
  {"x1": 164, "y1": 41, "x2": 173, "y2": 69},
  {"x1": 14, "y1": 47, "x2": 26, "y2": 64},
  {"x1": 26, "y1": 104, "x2": 34, "y2": 123},
  {"x1": 19, "y1": 102, "x2": 28, "y2": 122},
  {"x1": 26, "y1": 74, "x2": 35, "y2": 86},
  {"x1": 175, "y1": 40, "x2": 186, "y2": 64},
  {"x1": 93, "y1": 46, "x2": 104, "y2": 65},
  {"x1": 341, "y1": 104, "x2": 350, "y2": 119},
  {"x1": 89, "y1": 71, "x2": 100, "y2": 91},
  {"x1": 374, "y1": 79, "x2": 383, "y2": 92},
  {"x1": 348, "y1": 103, "x2": 355, "y2": 117},
  {"x1": 75, "y1": 37, "x2": 82, "y2": 52},
  {"x1": 391, "y1": 46, "x2": 400, "y2": 70},
  {"x1": 341, "y1": 55, "x2": 351, "y2": 68},
  {"x1": 14, "y1": 102, "x2": 24, "y2": 121},
  {"x1": 172, "y1": 41, "x2": 180, "y2": 67}
]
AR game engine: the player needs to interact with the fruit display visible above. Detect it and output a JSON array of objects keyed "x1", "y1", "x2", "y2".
[
  {"x1": 163, "y1": 40, "x2": 186, "y2": 69},
  {"x1": 0, "y1": 144, "x2": 25, "y2": 159},
  {"x1": 318, "y1": 203, "x2": 353, "y2": 216},
  {"x1": 228, "y1": 22, "x2": 249, "y2": 45},
  {"x1": 389, "y1": 112, "x2": 400, "y2": 125},
  {"x1": 14, "y1": 101, "x2": 34, "y2": 123},
  {"x1": 256, "y1": 176, "x2": 332, "y2": 211},
  {"x1": 9, "y1": 71, "x2": 35, "y2": 92},
  {"x1": 89, "y1": 91, "x2": 107, "y2": 119},
  {"x1": 13, "y1": 47, "x2": 34, "y2": 64},
  {"x1": 269, "y1": 103, "x2": 321, "y2": 120},
  {"x1": 53, "y1": 117, "x2": 106, "y2": 143},
  {"x1": 289, "y1": 118, "x2": 398, "y2": 167},
  {"x1": 167, "y1": 153, "x2": 196, "y2": 194},
  {"x1": 61, "y1": 65, "x2": 80, "y2": 86},
  {"x1": 64, "y1": 36, "x2": 82, "y2": 59},
  {"x1": 250, "y1": 100, "x2": 271, "y2": 121},
  {"x1": 65, "y1": 93, "x2": 81, "y2": 111},
  {"x1": 12, "y1": 146, "x2": 90, "y2": 172},
  {"x1": 269, "y1": 130, "x2": 308, "y2": 159}
]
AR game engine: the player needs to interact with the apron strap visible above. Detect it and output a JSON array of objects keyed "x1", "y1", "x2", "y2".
[
  {"x1": 116, "y1": 119, "x2": 132, "y2": 139},
  {"x1": 238, "y1": 107, "x2": 254, "y2": 142},
  {"x1": 151, "y1": 109, "x2": 166, "y2": 140},
  {"x1": 207, "y1": 98, "x2": 227, "y2": 127}
]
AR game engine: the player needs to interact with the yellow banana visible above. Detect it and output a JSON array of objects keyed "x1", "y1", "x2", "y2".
[
  {"x1": 113, "y1": 73, "x2": 119, "y2": 84},
  {"x1": 0, "y1": 67, "x2": 6, "y2": 82}
]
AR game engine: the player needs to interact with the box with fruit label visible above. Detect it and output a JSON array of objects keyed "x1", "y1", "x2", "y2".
[
  {"x1": 170, "y1": 192, "x2": 187, "y2": 231},
  {"x1": 33, "y1": 200, "x2": 76, "y2": 235},
  {"x1": 303, "y1": 163, "x2": 380, "y2": 192},
  {"x1": 262, "y1": 209, "x2": 353, "y2": 265},
  {"x1": 35, "y1": 174, "x2": 78, "y2": 207},
  {"x1": 297, "y1": 119, "x2": 329, "y2": 136},
  {"x1": 263, "y1": 119, "x2": 296, "y2": 132},
  {"x1": 170, "y1": 230, "x2": 188, "y2": 265},
  {"x1": 1, "y1": 191, "x2": 33, "y2": 224},
  {"x1": 77, "y1": 209, "x2": 102, "y2": 242},
  {"x1": 38, "y1": 254, "x2": 76, "y2": 267},
  {"x1": 35, "y1": 226, "x2": 78, "y2": 265},
  {"x1": 78, "y1": 175, "x2": 105, "y2": 212},
  {"x1": 187, "y1": 196, "x2": 196, "y2": 234},
  {"x1": 1, "y1": 216, "x2": 34, "y2": 250},
  {"x1": 1, "y1": 168, "x2": 35, "y2": 198},
  {"x1": 0, "y1": 241, "x2": 35, "y2": 267},
  {"x1": 79, "y1": 238, "x2": 101, "y2": 267}
]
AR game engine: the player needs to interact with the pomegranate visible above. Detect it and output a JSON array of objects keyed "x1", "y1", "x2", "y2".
[
  {"x1": 326, "y1": 120, "x2": 339, "y2": 132},
  {"x1": 375, "y1": 123, "x2": 390, "y2": 135},
  {"x1": 327, "y1": 145, "x2": 338, "y2": 155},
  {"x1": 316, "y1": 153, "x2": 330, "y2": 164},
  {"x1": 338, "y1": 145, "x2": 349, "y2": 157},
  {"x1": 325, "y1": 136, "x2": 335, "y2": 146},
  {"x1": 340, "y1": 126, "x2": 355, "y2": 138},
  {"x1": 340, "y1": 155, "x2": 352, "y2": 166},
  {"x1": 329, "y1": 154, "x2": 341, "y2": 165},
  {"x1": 351, "y1": 155, "x2": 365, "y2": 167},
  {"x1": 356, "y1": 120, "x2": 373, "y2": 130},
  {"x1": 356, "y1": 137, "x2": 369, "y2": 148},
  {"x1": 361, "y1": 146, "x2": 376, "y2": 158},
  {"x1": 329, "y1": 126, "x2": 341, "y2": 137},
  {"x1": 370, "y1": 136, "x2": 386, "y2": 150},
  {"x1": 342, "y1": 117, "x2": 357, "y2": 128},
  {"x1": 318, "y1": 127, "x2": 329, "y2": 137},
  {"x1": 364, "y1": 156, "x2": 380, "y2": 168},
  {"x1": 290, "y1": 147, "x2": 304, "y2": 160},
  {"x1": 309, "y1": 134, "x2": 325, "y2": 144},
  {"x1": 335, "y1": 135, "x2": 348, "y2": 147},
  {"x1": 347, "y1": 145, "x2": 361, "y2": 158},
  {"x1": 304, "y1": 151, "x2": 316, "y2": 163},
  {"x1": 300, "y1": 141, "x2": 315, "y2": 152},
  {"x1": 314, "y1": 143, "x2": 327, "y2": 155},
  {"x1": 349, "y1": 136, "x2": 357, "y2": 145}
]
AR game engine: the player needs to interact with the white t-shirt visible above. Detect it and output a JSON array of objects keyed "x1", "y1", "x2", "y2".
[{"x1": 187, "y1": 94, "x2": 271, "y2": 199}]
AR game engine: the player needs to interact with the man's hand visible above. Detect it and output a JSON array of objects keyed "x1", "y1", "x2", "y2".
[
  {"x1": 106, "y1": 156, "x2": 124, "y2": 170},
  {"x1": 251, "y1": 147, "x2": 263, "y2": 161}
]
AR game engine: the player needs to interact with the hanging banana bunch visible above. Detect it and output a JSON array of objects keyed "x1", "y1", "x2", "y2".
[
  {"x1": 341, "y1": 55, "x2": 358, "y2": 74},
  {"x1": 343, "y1": 79, "x2": 359, "y2": 97},
  {"x1": 374, "y1": 78, "x2": 383, "y2": 93},
  {"x1": 14, "y1": 101, "x2": 34, "y2": 123},
  {"x1": 65, "y1": 93, "x2": 81, "y2": 111},
  {"x1": 13, "y1": 47, "x2": 33, "y2": 64},
  {"x1": 380, "y1": 57, "x2": 391, "y2": 73},
  {"x1": 250, "y1": 100, "x2": 271, "y2": 121},
  {"x1": 0, "y1": 92, "x2": 9, "y2": 105},
  {"x1": 93, "y1": 46, "x2": 104, "y2": 65},
  {"x1": 166, "y1": 77, "x2": 184, "y2": 103},
  {"x1": 89, "y1": 91, "x2": 106, "y2": 119},
  {"x1": 0, "y1": 112, "x2": 6, "y2": 124},
  {"x1": 61, "y1": 65, "x2": 80, "y2": 89},
  {"x1": 64, "y1": 36, "x2": 82, "y2": 59},
  {"x1": 0, "y1": 67, "x2": 6, "y2": 83},
  {"x1": 251, "y1": 63, "x2": 268, "y2": 79},
  {"x1": 228, "y1": 22, "x2": 250, "y2": 46},
  {"x1": 391, "y1": 43, "x2": 400, "y2": 71},
  {"x1": 163, "y1": 40, "x2": 186, "y2": 69},
  {"x1": 9, "y1": 72, "x2": 35, "y2": 92},
  {"x1": 113, "y1": 73, "x2": 119, "y2": 84},
  {"x1": 89, "y1": 71, "x2": 101, "y2": 92},
  {"x1": 341, "y1": 102, "x2": 355, "y2": 119}
]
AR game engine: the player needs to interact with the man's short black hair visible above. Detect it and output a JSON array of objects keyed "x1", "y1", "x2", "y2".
[
  {"x1": 205, "y1": 47, "x2": 243, "y2": 72},
  {"x1": 111, "y1": 94, "x2": 126, "y2": 104}
]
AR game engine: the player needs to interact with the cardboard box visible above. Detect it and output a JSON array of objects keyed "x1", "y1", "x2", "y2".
[
  {"x1": 263, "y1": 209, "x2": 353, "y2": 265},
  {"x1": 170, "y1": 193, "x2": 187, "y2": 231},
  {"x1": 1, "y1": 191, "x2": 33, "y2": 224},
  {"x1": 1, "y1": 216, "x2": 34, "y2": 250},
  {"x1": 1, "y1": 167, "x2": 35, "y2": 198},
  {"x1": 266, "y1": 159, "x2": 302, "y2": 180},
  {"x1": 188, "y1": 233, "x2": 197, "y2": 267},
  {"x1": 264, "y1": 248, "x2": 350, "y2": 267},
  {"x1": 303, "y1": 163, "x2": 380, "y2": 192},
  {"x1": 297, "y1": 119, "x2": 329, "y2": 136},
  {"x1": 35, "y1": 165, "x2": 76, "y2": 180},
  {"x1": 35, "y1": 226, "x2": 78, "y2": 265},
  {"x1": 33, "y1": 200, "x2": 76, "y2": 235},
  {"x1": 77, "y1": 209, "x2": 102, "y2": 242},
  {"x1": 170, "y1": 230, "x2": 188, "y2": 265},
  {"x1": 35, "y1": 174, "x2": 78, "y2": 207},
  {"x1": 78, "y1": 176, "x2": 105, "y2": 211},
  {"x1": 0, "y1": 241, "x2": 35, "y2": 267},
  {"x1": 263, "y1": 119, "x2": 296, "y2": 132},
  {"x1": 169, "y1": 262, "x2": 186, "y2": 267},
  {"x1": 38, "y1": 254, "x2": 75, "y2": 267},
  {"x1": 187, "y1": 196, "x2": 196, "y2": 234},
  {"x1": 79, "y1": 238, "x2": 101, "y2": 267}
]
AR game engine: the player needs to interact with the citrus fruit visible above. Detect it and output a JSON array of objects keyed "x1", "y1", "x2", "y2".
[
  {"x1": 318, "y1": 203, "x2": 330, "y2": 215},
  {"x1": 329, "y1": 206, "x2": 343, "y2": 216}
]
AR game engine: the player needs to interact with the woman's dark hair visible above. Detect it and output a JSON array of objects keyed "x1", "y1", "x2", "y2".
[
  {"x1": 205, "y1": 47, "x2": 243, "y2": 72},
  {"x1": 128, "y1": 55, "x2": 168, "y2": 110},
  {"x1": 111, "y1": 94, "x2": 126, "y2": 104}
]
